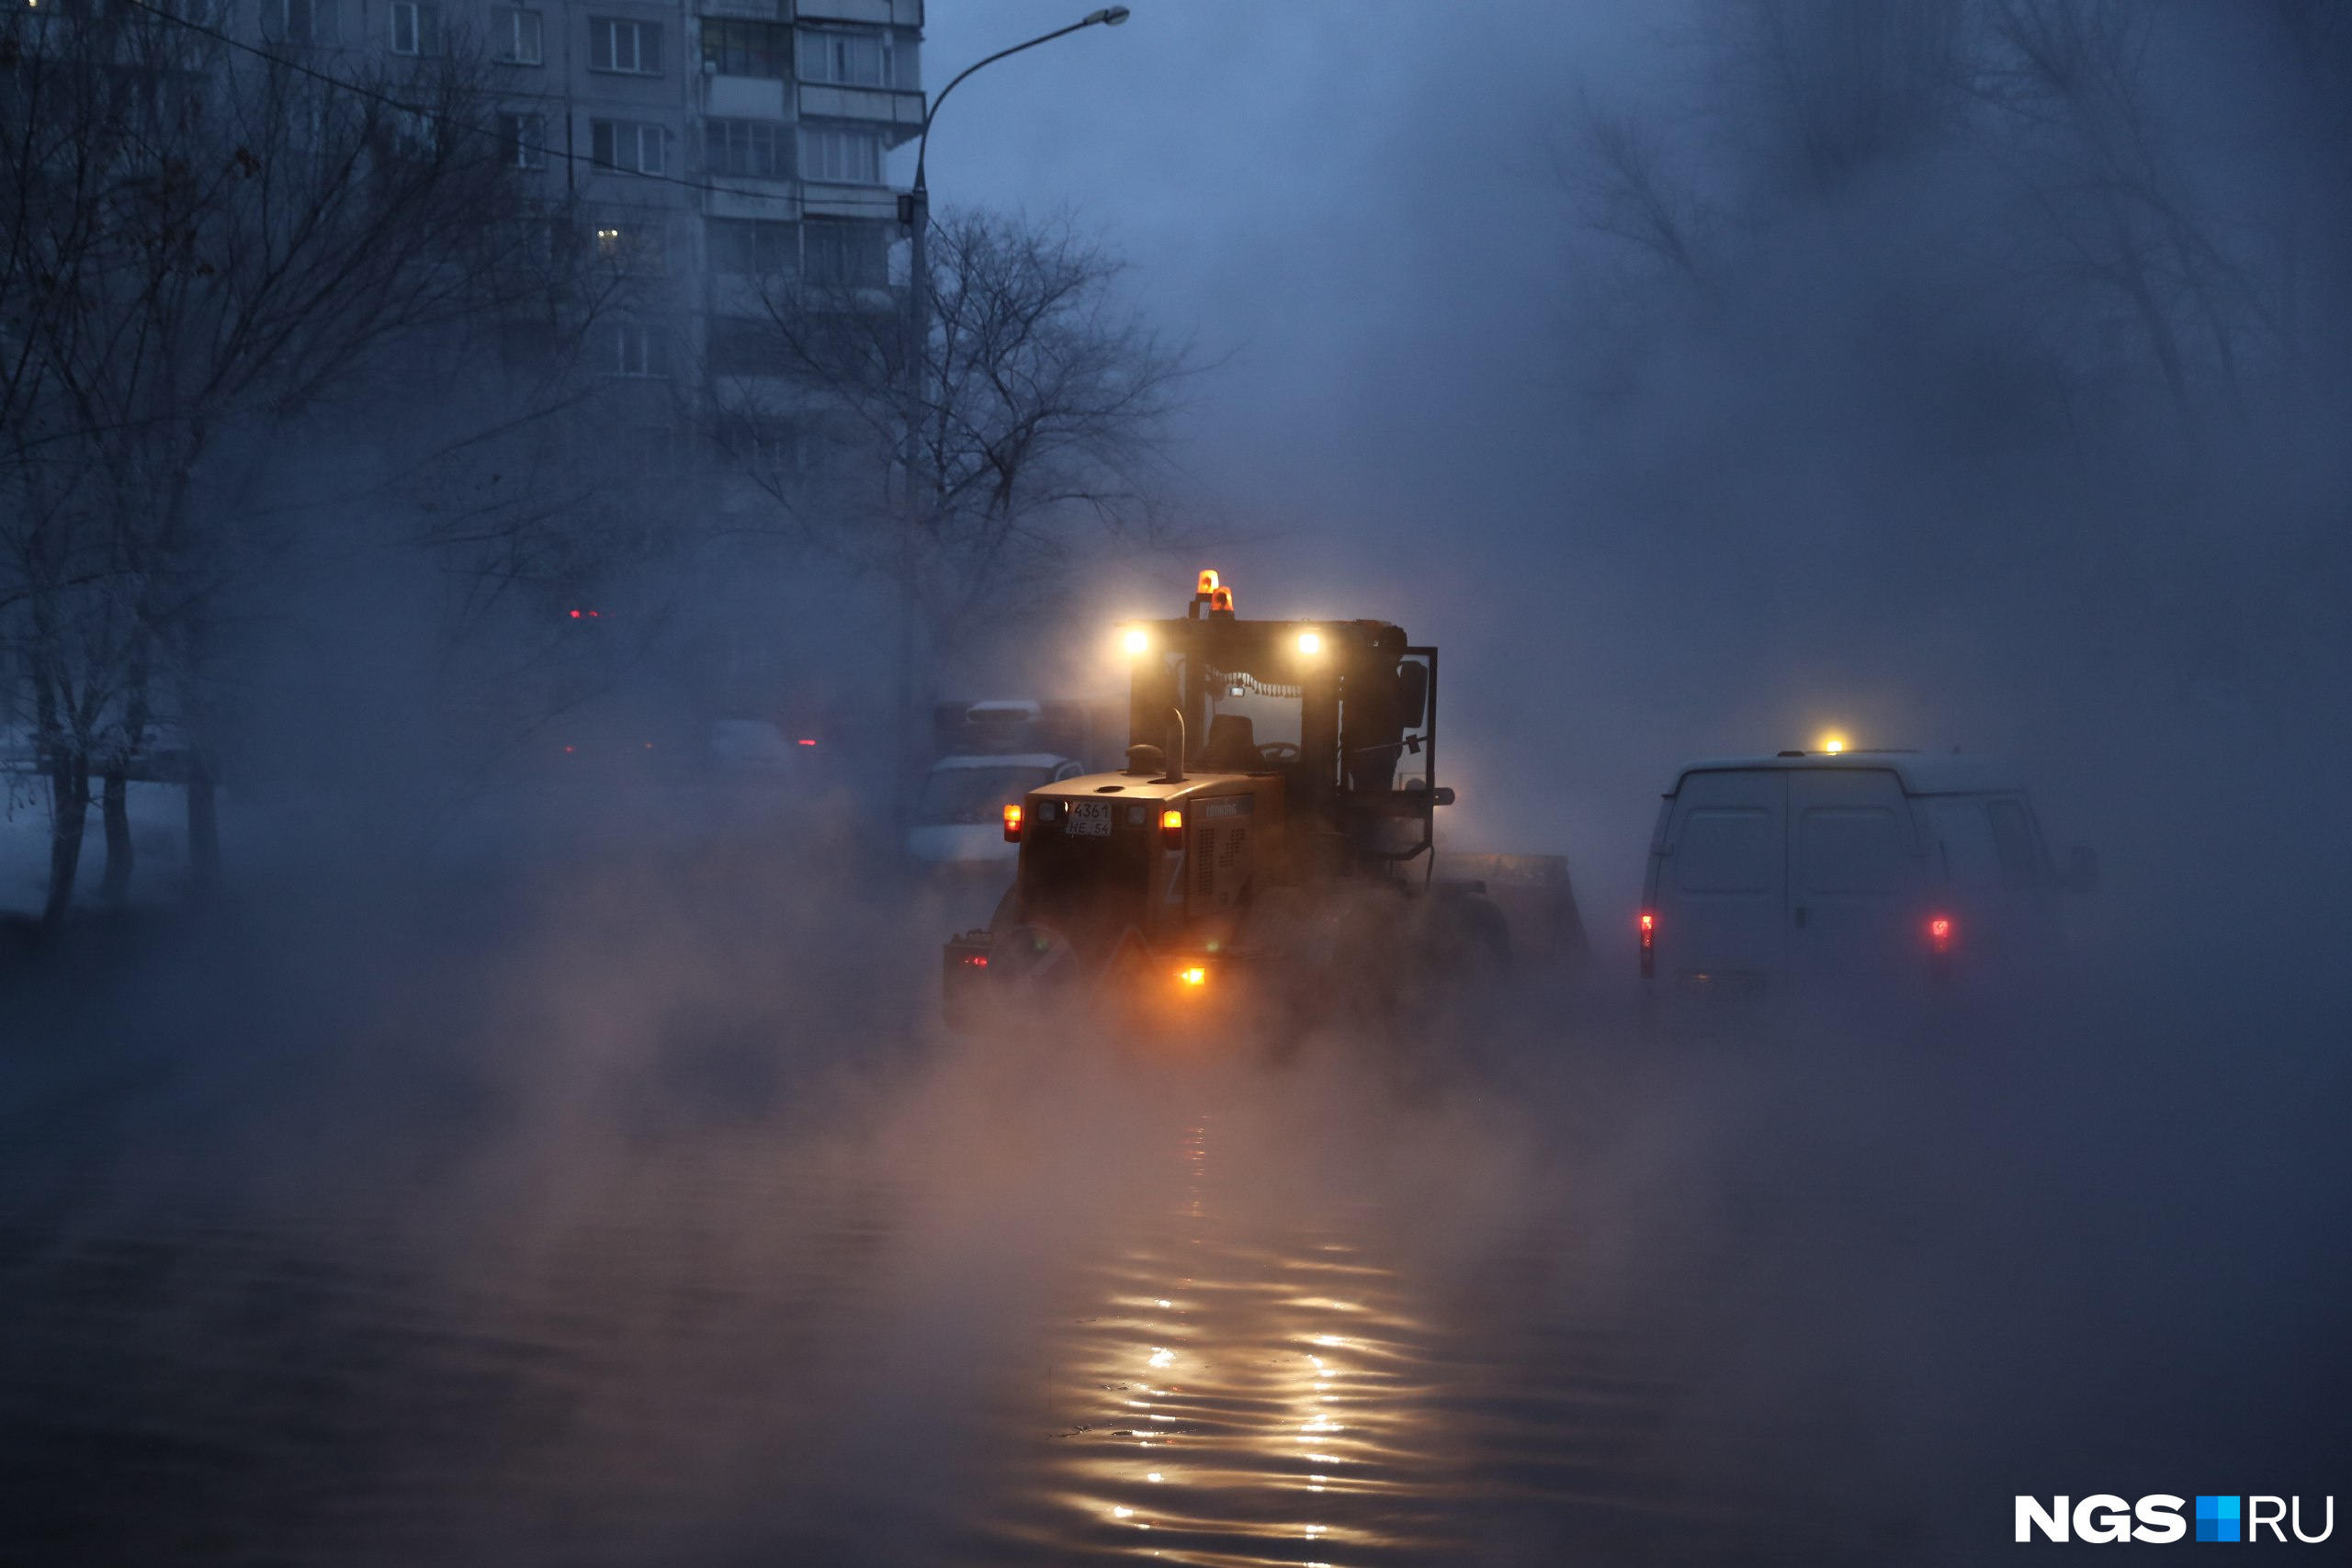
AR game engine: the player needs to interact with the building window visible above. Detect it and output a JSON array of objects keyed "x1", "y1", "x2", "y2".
[
  {"x1": 799, "y1": 27, "x2": 896, "y2": 88},
  {"x1": 738, "y1": 422, "x2": 802, "y2": 476},
  {"x1": 590, "y1": 119, "x2": 663, "y2": 175},
  {"x1": 287, "y1": 98, "x2": 327, "y2": 151},
  {"x1": 709, "y1": 219, "x2": 796, "y2": 276},
  {"x1": 704, "y1": 118, "x2": 786, "y2": 180},
  {"x1": 701, "y1": 18, "x2": 791, "y2": 80},
  {"x1": 498, "y1": 112, "x2": 547, "y2": 170},
  {"x1": 493, "y1": 6, "x2": 542, "y2": 64},
  {"x1": 588, "y1": 17, "x2": 661, "y2": 75},
  {"x1": 707, "y1": 317, "x2": 782, "y2": 378},
  {"x1": 601, "y1": 319, "x2": 664, "y2": 378},
  {"x1": 392, "y1": 109, "x2": 438, "y2": 161},
  {"x1": 594, "y1": 222, "x2": 665, "y2": 274},
  {"x1": 804, "y1": 219, "x2": 886, "y2": 287},
  {"x1": 389, "y1": 1, "x2": 440, "y2": 56},
  {"x1": 263, "y1": 0, "x2": 339, "y2": 44},
  {"x1": 799, "y1": 125, "x2": 880, "y2": 185}
]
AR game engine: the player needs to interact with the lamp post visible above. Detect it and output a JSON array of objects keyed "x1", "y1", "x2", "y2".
[{"x1": 891, "y1": 6, "x2": 1129, "y2": 813}]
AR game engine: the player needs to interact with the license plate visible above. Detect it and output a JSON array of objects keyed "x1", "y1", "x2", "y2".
[{"x1": 1067, "y1": 800, "x2": 1114, "y2": 837}]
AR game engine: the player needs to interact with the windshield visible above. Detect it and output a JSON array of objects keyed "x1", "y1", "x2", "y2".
[
  {"x1": 918, "y1": 765, "x2": 1053, "y2": 826},
  {"x1": 1203, "y1": 667, "x2": 1304, "y2": 755}
]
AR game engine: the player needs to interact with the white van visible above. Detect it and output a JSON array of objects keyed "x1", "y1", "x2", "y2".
[{"x1": 1639, "y1": 751, "x2": 2092, "y2": 1018}]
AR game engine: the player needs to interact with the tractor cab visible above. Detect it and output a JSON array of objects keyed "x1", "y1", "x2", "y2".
[
  {"x1": 943, "y1": 571, "x2": 1459, "y2": 1029},
  {"x1": 1115, "y1": 569, "x2": 1448, "y2": 875}
]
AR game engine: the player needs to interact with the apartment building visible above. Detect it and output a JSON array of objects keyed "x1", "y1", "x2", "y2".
[
  {"x1": 242, "y1": 0, "x2": 922, "y2": 487},
  {"x1": 492, "y1": 5, "x2": 918, "y2": 332},
  {"x1": 6, "y1": 0, "x2": 920, "y2": 729}
]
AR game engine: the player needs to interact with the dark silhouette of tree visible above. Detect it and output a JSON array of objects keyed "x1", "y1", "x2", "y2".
[{"x1": 1, "y1": 4, "x2": 568, "y2": 920}]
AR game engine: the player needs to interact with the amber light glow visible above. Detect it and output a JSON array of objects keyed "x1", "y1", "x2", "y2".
[
  {"x1": 1296, "y1": 631, "x2": 1323, "y2": 656},
  {"x1": 1123, "y1": 626, "x2": 1150, "y2": 656},
  {"x1": 1175, "y1": 965, "x2": 1206, "y2": 987},
  {"x1": 1003, "y1": 802, "x2": 1024, "y2": 842}
]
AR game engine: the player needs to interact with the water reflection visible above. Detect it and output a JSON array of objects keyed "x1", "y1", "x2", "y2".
[
  {"x1": 972, "y1": 1114, "x2": 1695, "y2": 1566},
  {"x1": 3, "y1": 1070, "x2": 1720, "y2": 1565}
]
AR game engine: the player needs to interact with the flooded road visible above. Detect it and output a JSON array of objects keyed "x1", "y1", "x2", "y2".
[
  {"x1": 0, "y1": 990, "x2": 1727, "y2": 1565},
  {"x1": 4, "y1": 844, "x2": 2346, "y2": 1565},
  {"x1": 954, "y1": 1110, "x2": 1720, "y2": 1566}
]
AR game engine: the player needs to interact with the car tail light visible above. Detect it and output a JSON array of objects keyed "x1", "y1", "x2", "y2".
[
  {"x1": 1002, "y1": 802, "x2": 1023, "y2": 842},
  {"x1": 961, "y1": 953, "x2": 989, "y2": 968},
  {"x1": 1928, "y1": 914, "x2": 1953, "y2": 979},
  {"x1": 1160, "y1": 807, "x2": 1183, "y2": 849},
  {"x1": 1639, "y1": 911, "x2": 1656, "y2": 980}
]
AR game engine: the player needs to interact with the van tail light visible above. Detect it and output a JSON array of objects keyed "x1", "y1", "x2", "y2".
[
  {"x1": 1160, "y1": 807, "x2": 1184, "y2": 849},
  {"x1": 1928, "y1": 914, "x2": 1953, "y2": 979},
  {"x1": 1002, "y1": 802, "x2": 1023, "y2": 842},
  {"x1": 1639, "y1": 911, "x2": 1656, "y2": 980}
]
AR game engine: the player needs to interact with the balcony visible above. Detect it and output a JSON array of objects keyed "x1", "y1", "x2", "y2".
[
  {"x1": 797, "y1": 83, "x2": 925, "y2": 140},
  {"x1": 706, "y1": 75, "x2": 788, "y2": 119},
  {"x1": 800, "y1": 184, "x2": 899, "y2": 222},
  {"x1": 797, "y1": 0, "x2": 923, "y2": 24}
]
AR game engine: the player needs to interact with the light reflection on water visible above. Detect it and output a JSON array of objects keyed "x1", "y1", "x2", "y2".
[
  {"x1": 1, "y1": 1088, "x2": 1725, "y2": 1565},
  {"x1": 966, "y1": 1117, "x2": 1708, "y2": 1567}
]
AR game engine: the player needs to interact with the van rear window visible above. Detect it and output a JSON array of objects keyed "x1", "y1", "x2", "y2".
[
  {"x1": 1932, "y1": 796, "x2": 2044, "y2": 892},
  {"x1": 1985, "y1": 799, "x2": 2044, "y2": 889},
  {"x1": 1800, "y1": 807, "x2": 1906, "y2": 894},
  {"x1": 1676, "y1": 808, "x2": 1773, "y2": 893}
]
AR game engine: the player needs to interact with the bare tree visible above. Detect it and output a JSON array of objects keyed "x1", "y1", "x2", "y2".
[
  {"x1": 710, "y1": 208, "x2": 1195, "y2": 790},
  {"x1": 1969, "y1": 0, "x2": 2277, "y2": 438},
  {"x1": 1, "y1": 3, "x2": 562, "y2": 921},
  {"x1": 1554, "y1": 0, "x2": 1973, "y2": 340},
  {"x1": 1555, "y1": 96, "x2": 1719, "y2": 291},
  {"x1": 1711, "y1": 0, "x2": 1972, "y2": 197}
]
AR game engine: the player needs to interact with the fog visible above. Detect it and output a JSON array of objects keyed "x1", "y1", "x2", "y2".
[{"x1": 6, "y1": 2, "x2": 2351, "y2": 1563}]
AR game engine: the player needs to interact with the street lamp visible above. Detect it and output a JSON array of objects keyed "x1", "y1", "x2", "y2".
[
  {"x1": 901, "y1": 5, "x2": 1132, "y2": 411},
  {"x1": 910, "y1": 6, "x2": 1130, "y2": 204},
  {"x1": 891, "y1": 6, "x2": 1130, "y2": 811}
]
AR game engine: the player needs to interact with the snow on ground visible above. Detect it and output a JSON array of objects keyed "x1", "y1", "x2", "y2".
[
  {"x1": 0, "y1": 775, "x2": 241, "y2": 919},
  {"x1": 1, "y1": 766, "x2": 893, "y2": 920}
]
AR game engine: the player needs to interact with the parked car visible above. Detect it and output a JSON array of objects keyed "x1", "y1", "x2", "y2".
[
  {"x1": 710, "y1": 718, "x2": 831, "y2": 777},
  {"x1": 908, "y1": 751, "x2": 1090, "y2": 867},
  {"x1": 907, "y1": 698, "x2": 1122, "y2": 868},
  {"x1": 1639, "y1": 750, "x2": 2093, "y2": 1024}
]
